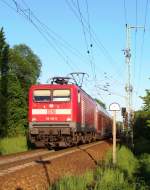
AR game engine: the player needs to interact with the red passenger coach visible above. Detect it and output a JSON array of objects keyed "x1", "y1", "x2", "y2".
[{"x1": 28, "y1": 78, "x2": 112, "y2": 148}]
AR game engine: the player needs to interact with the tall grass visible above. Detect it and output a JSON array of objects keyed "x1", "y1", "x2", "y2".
[
  {"x1": 50, "y1": 166, "x2": 138, "y2": 190},
  {"x1": 49, "y1": 145, "x2": 149, "y2": 190},
  {"x1": 106, "y1": 145, "x2": 139, "y2": 178},
  {"x1": 50, "y1": 171, "x2": 94, "y2": 190},
  {"x1": 0, "y1": 136, "x2": 28, "y2": 155},
  {"x1": 94, "y1": 168, "x2": 135, "y2": 190},
  {"x1": 117, "y1": 146, "x2": 139, "y2": 178}
]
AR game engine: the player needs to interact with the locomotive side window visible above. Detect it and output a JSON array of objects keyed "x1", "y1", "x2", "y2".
[
  {"x1": 33, "y1": 90, "x2": 51, "y2": 102},
  {"x1": 78, "y1": 91, "x2": 81, "y2": 103},
  {"x1": 53, "y1": 90, "x2": 70, "y2": 102}
]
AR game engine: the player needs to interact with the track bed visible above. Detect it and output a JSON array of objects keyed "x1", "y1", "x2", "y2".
[{"x1": 0, "y1": 140, "x2": 112, "y2": 190}]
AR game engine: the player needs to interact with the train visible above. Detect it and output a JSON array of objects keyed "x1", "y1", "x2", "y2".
[{"x1": 28, "y1": 77, "x2": 112, "y2": 148}]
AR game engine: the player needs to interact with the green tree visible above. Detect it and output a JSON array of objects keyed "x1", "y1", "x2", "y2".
[
  {"x1": 141, "y1": 89, "x2": 150, "y2": 112},
  {"x1": 6, "y1": 73, "x2": 27, "y2": 136},
  {"x1": 0, "y1": 28, "x2": 6, "y2": 72},
  {"x1": 133, "y1": 88, "x2": 150, "y2": 154},
  {"x1": 9, "y1": 44, "x2": 41, "y2": 97},
  {"x1": 7, "y1": 45, "x2": 42, "y2": 136},
  {"x1": 0, "y1": 29, "x2": 42, "y2": 137},
  {"x1": 0, "y1": 27, "x2": 9, "y2": 137}
]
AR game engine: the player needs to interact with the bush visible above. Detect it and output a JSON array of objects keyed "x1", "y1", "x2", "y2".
[
  {"x1": 0, "y1": 136, "x2": 28, "y2": 155},
  {"x1": 138, "y1": 154, "x2": 150, "y2": 186},
  {"x1": 133, "y1": 111, "x2": 150, "y2": 155},
  {"x1": 134, "y1": 137, "x2": 150, "y2": 155}
]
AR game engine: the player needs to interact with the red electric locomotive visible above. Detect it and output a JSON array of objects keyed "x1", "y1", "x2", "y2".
[{"x1": 28, "y1": 77, "x2": 112, "y2": 148}]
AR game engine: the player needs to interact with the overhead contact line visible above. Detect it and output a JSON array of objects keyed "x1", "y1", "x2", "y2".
[
  {"x1": 0, "y1": 0, "x2": 84, "y2": 72},
  {"x1": 66, "y1": 0, "x2": 124, "y2": 83},
  {"x1": 137, "y1": 0, "x2": 149, "y2": 94}
]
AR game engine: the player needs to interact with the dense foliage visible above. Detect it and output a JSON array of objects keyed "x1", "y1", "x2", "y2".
[
  {"x1": 133, "y1": 91, "x2": 150, "y2": 155},
  {"x1": 132, "y1": 81, "x2": 150, "y2": 188},
  {"x1": 0, "y1": 28, "x2": 41, "y2": 137},
  {"x1": 141, "y1": 89, "x2": 150, "y2": 112}
]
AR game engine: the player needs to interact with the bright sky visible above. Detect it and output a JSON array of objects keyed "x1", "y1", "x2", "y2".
[{"x1": 0, "y1": 0, "x2": 150, "y2": 120}]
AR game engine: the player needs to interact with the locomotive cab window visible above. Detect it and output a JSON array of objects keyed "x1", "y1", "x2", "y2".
[
  {"x1": 33, "y1": 90, "x2": 51, "y2": 102},
  {"x1": 53, "y1": 90, "x2": 70, "y2": 102}
]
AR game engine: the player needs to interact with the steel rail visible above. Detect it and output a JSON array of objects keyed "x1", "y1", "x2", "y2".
[{"x1": 0, "y1": 140, "x2": 107, "y2": 176}]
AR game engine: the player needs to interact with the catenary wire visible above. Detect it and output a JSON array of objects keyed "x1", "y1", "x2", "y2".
[
  {"x1": 123, "y1": 0, "x2": 128, "y2": 25},
  {"x1": 75, "y1": 0, "x2": 96, "y2": 81},
  {"x1": 0, "y1": 0, "x2": 85, "y2": 72},
  {"x1": 66, "y1": 0, "x2": 124, "y2": 82},
  {"x1": 1, "y1": 0, "x2": 126, "y2": 103},
  {"x1": 84, "y1": 0, "x2": 97, "y2": 80},
  {"x1": 20, "y1": 0, "x2": 100, "y2": 78},
  {"x1": 137, "y1": 0, "x2": 149, "y2": 94}
]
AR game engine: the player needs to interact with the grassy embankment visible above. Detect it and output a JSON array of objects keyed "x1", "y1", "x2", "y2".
[
  {"x1": 0, "y1": 136, "x2": 28, "y2": 155},
  {"x1": 49, "y1": 146, "x2": 150, "y2": 190}
]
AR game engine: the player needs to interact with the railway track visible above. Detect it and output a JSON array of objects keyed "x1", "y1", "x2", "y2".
[
  {"x1": 0, "y1": 142, "x2": 99, "y2": 173},
  {"x1": 0, "y1": 140, "x2": 112, "y2": 190},
  {"x1": 0, "y1": 141, "x2": 108, "y2": 176},
  {"x1": 0, "y1": 149, "x2": 54, "y2": 171}
]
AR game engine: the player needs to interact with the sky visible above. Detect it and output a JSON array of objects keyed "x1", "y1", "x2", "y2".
[{"x1": 0, "y1": 0, "x2": 150, "y2": 120}]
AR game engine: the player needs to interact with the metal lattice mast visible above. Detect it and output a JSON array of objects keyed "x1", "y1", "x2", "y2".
[{"x1": 124, "y1": 24, "x2": 144, "y2": 129}]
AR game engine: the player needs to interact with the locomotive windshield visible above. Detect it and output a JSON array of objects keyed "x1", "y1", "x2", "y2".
[
  {"x1": 53, "y1": 89, "x2": 70, "y2": 102},
  {"x1": 33, "y1": 89, "x2": 70, "y2": 102},
  {"x1": 33, "y1": 90, "x2": 51, "y2": 102}
]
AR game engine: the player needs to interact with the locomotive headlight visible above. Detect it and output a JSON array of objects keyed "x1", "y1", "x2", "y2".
[
  {"x1": 30, "y1": 128, "x2": 39, "y2": 134},
  {"x1": 32, "y1": 117, "x2": 36, "y2": 121},
  {"x1": 66, "y1": 117, "x2": 71, "y2": 121}
]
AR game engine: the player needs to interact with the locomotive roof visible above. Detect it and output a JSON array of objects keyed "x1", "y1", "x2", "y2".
[
  {"x1": 96, "y1": 103, "x2": 111, "y2": 118},
  {"x1": 76, "y1": 86, "x2": 111, "y2": 118}
]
